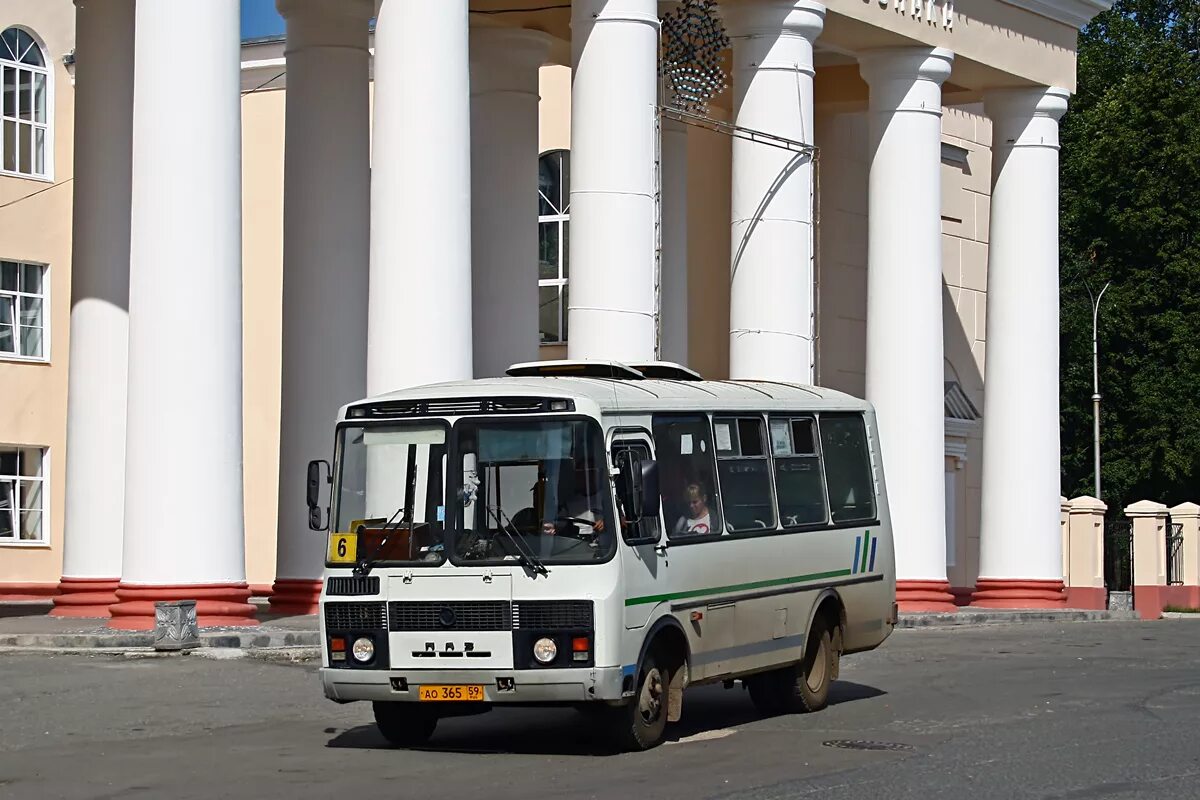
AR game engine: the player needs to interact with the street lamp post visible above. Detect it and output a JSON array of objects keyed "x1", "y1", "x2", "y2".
[{"x1": 1086, "y1": 282, "x2": 1110, "y2": 500}]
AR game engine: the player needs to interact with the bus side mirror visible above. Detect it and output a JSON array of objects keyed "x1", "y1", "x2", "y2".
[
  {"x1": 616, "y1": 451, "x2": 658, "y2": 524},
  {"x1": 639, "y1": 459, "x2": 659, "y2": 520},
  {"x1": 307, "y1": 459, "x2": 331, "y2": 531}
]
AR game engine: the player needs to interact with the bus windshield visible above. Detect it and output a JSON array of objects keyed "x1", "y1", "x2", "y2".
[
  {"x1": 334, "y1": 422, "x2": 449, "y2": 565},
  {"x1": 451, "y1": 418, "x2": 616, "y2": 565}
]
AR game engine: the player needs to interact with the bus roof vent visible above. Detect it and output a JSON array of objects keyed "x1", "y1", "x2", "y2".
[
  {"x1": 626, "y1": 361, "x2": 703, "y2": 381},
  {"x1": 505, "y1": 360, "x2": 646, "y2": 380}
]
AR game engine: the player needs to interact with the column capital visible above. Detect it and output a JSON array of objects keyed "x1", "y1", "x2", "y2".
[
  {"x1": 724, "y1": 0, "x2": 825, "y2": 43},
  {"x1": 1125, "y1": 499, "x2": 1169, "y2": 519},
  {"x1": 984, "y1": 85, "x2": 1070, "y2": 122},
  {"x1": 277, "y1": 0, "x2": 373, "y2": 51},
  {"x1": 858, "y1": 47, "x2": 954, "y2": 88},
  {"x1": 469, "y1": 27, "x2": 553, "y2": 95}
]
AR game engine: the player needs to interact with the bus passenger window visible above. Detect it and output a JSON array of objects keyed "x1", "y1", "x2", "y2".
[
  {"x1": 652, "y1": 415, "x2": 722, "y2": 537},
  {"x1": 770, "y1": 417, "x2": 828, "y2": 527},
  {"x1": 819, "y1": 414, "x2": 876, "y2": 523},
  {"x1": 714, "y1": 416, "x2": 777, "y2": 532}
]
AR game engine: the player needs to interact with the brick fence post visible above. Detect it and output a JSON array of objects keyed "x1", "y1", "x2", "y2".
[
  {"x1": 1066, "y1": 496, "x2": 1106, "y2": 609},
  {"x1": 1125, "y1": 500, "x2": 1168, "y2": 619}
]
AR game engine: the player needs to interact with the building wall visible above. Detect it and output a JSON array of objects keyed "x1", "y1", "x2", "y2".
[{"x1": 0, "y1": 1, "x2": 75, "y2": 591}]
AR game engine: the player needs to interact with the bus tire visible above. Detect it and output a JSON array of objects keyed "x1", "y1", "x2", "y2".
[
  {"x1": 748, "y1": 619, "x2": 834, "y2": 715},
  {"x1": 373, "y1": 702, "x2": 437, "y2": 747},
  {"x1": 605, "y1": 652, "x2": 670, "y2": 751}
]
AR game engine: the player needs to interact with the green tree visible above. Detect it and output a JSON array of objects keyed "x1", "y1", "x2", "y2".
[{"x1": 1059, "y1": 0, "x2": 1200, "y2": 514}]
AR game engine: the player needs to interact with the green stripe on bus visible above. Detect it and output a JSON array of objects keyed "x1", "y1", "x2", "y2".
[
  {"x1": 625, "y1": 569, "x2": 855, "y2": 607},
  {"x1": 860, "y1": 531, "x2": 871, "y2": 574}
]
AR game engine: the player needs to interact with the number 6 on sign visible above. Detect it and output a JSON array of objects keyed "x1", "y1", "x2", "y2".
[{"x1": 328, "y1": 532, "x2": 357, "y2": 565}]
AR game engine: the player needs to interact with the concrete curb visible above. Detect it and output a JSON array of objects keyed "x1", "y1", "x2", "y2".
[
  {"x1": 1160, "y1": 611, "x2": 1200, "y2": 619},
  {"x1": 0, "y1": 629, "x2": 320, "y2": 651},
  {"x1": 898, "y1": 609, "x2": 1140, "y2": 628}
]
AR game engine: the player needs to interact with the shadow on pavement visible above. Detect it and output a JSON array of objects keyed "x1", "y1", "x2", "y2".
[{"x1": 326, "y1": 680, "x2": 886, "y2": 756}]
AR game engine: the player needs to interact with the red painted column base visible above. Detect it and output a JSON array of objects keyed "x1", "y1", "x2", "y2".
[
  {"x1": 0, "y1": 582, "x2": 58, "y2": 601},
  {"x1": 970, "y1": 578, "x2": 1067, "y2": 608},
  {"x1": 107, "y1": 582, "x2": 259, "y2": 630},
  {"x1": 50, "y1": 577, "x2": 120, "y2": 618},
  {"x1": 267, "y1": 578, "x2": 323, "y2": 616},
  {"x1": 896, "y1": 580, "x2": 957, "y2": 612}
]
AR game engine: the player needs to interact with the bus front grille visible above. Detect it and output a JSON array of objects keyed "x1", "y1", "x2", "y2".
[
  {"x1": 387, "y1": 601, "x2": 512, "y2": 632},
  {"x1": 324, "y1": 601, "x2": 387, "y2": 631},
  {"x1": 326, "y1": 576, "x2": 380, "y2": 596},
  {"x1": 512, "y1": 601, "x2": 594, "y2": 630}
]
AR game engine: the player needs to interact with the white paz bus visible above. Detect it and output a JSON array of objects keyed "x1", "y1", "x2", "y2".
[{"x1": 307, "y1": 361, "x2": 896, "y2": 751}]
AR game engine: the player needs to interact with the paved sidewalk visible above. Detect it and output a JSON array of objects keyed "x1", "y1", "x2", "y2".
[{"x1": 1, "y1": 601, "x2": 1139, "y2": 655}]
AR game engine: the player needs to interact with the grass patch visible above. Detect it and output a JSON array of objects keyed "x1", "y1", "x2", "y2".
[{"x1": 1162, "y1": 605, "x2": 1200, "y2": 614}]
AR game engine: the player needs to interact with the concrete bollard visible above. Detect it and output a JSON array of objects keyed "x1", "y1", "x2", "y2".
[{"x1": 154, "y1": 600, "x2": 200, "y2": 651}]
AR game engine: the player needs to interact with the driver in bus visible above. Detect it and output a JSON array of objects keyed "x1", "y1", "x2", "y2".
[{"x1": 543, "y1": 460, "x2": 606, "y2": 536}]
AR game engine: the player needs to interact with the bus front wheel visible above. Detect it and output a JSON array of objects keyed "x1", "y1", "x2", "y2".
[
  {"x1": 748, "y1": 620, "x2": 835, "y2": 715},
  {"x1": 604, "y1": 652, "x2": 670, "y2": 751},
  {"x1": 373, "y1": 702, "x2": 437, "y2": 747}
]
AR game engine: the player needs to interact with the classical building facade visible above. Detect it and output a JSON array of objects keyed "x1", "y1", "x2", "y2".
[{"x1": 0, "y1": 0, "x2": 1109, "y2": 627}]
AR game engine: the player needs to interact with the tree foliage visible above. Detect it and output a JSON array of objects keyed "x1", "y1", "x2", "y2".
[{"x1": 1059, "y1": 0, "x2": 1200, "y2": 513}]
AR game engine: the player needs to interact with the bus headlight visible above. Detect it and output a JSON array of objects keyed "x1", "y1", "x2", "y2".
[
  {"x1": 533, "y1": 637, "x2": 557, "y2": 664},
  {"x1": 351, "y1": 636, "x2": 375, "y2": 663}
]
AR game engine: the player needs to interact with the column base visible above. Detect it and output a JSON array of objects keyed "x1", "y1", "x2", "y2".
[
  {"x1": 896, "y1": 580, "x2": 957, "y2": 612},
  {"x1": 0, "y1": 583, "x2": 58, "y2": 601},
  {"x1": 267, "y1": 578, "x2": 323, "y2": 616},
  {"x1": 1064, "y1": 586, "x2": 1108, "y2": 611},
  {"x1": 108, "y1": 582, "x2": 258, "y2": 630},
  {"x1": 970, "y1": 578, "x2": 1067, "y2": 608},
  {"x1": 50, "y1": 577, "x2": 120, "y2": 618}
]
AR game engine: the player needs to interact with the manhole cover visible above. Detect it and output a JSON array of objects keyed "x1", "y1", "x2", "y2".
[{"x1": 822, "y1": 739, "x2": 916, "y2": 752}]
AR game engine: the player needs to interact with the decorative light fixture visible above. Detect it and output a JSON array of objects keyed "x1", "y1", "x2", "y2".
[{"x1": 660, "y1": 0, "x2": 729, "y2": 115}]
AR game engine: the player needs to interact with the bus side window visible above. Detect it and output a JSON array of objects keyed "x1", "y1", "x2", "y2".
[
  {"x1": 651, "y1": 415, "x2": 722, "y2": 538},
  {"x1": 714, "y1": 416, "x2": 777, "y2": 532},
  {"x1": 770, "y1": 416, "x2": 829, "y2": 527},
  {"x1": 818, "y1": 414, "x2": 876, "y2": 523}
]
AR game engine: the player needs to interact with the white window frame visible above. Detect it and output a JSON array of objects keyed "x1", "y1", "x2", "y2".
[
  {"x1": 0, "y1": 444, "x2": 49, "y2": 547},
  {"x1": 0, "y1": 26, "x2": 53, "y2": 182},
  {"x1": 0, "y1": 259, "x2": 50, "y2": 362},
  {"x1": 538, "y1": 149, "x2": 569, "y2": 345}
]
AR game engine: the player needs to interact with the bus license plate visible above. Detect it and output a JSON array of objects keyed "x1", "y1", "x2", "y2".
[{"x1": 418, "y1": 685, "x2": 485, "y2": 702}]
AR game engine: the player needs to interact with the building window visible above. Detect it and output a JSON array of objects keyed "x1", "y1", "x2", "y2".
[
  {"x1": 0, "y1": 260, "x2": 47, "y2": 359},
  {"x1": 0, "y1": 446, "x2": 46, "y2": 544},
  {"x1": 1, "y1": 28, "x2": 51, "y2": 179},
  {"x1": 538, "y1": 150, "x2": 569, "y2": 344}
]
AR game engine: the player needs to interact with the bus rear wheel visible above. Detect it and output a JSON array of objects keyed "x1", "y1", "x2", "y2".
[
  {"x1": 373, "y1": 702, "x2": 437, "y2": 747},
  {"x1": 748, "y1": 621, "x2": 835, "y2": 715},
  {"x1": 604, "y1": 652, "x2": 670, "y2": 751}
]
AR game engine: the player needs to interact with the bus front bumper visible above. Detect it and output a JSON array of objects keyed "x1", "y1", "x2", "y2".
[{"x1": 321, "y1": 666, "x2": 627, "y2": 704}]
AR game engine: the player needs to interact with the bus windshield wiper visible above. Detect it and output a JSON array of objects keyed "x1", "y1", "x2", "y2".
[
  {"x1": 355, "y1": 442, "x2": 420, "y2": 577},
  {"x1": 485, "y1": 504, "x2": 549, "y2": 577}
]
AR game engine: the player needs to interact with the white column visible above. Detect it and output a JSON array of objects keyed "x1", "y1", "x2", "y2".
[
  {"x1": 369, "y1": 0, "x2": 472, "y2": 394},
  {"x1": 726, "y1": 0, "x2": 823, "y2": 383},
  {"x1": 567, "y1": 0, "x2": 659, "y2": 363},
  {"x1": 859, "y1": 48, "x2": 954, "y2": 612},
  {"x1": 269, "y1": 0, "x2": 373, "y2": 615},
  {"x1": 52, "y1": 0, "x2": 135, "y2": 618},
  {"x1": 469, "y1": 27, "x2": 551, "y2": 378},
  {"x1": 974, "y1": 86, "x2": 1070, "y2": 608},
  {"x1": 659, "y1": 115, "x2": 689, "y2": 366},
  {"x1": 111, "y1": 0, "x2": 253, "y2": 629}
]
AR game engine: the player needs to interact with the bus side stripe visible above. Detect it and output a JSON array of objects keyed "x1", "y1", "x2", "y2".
[
  {"x1": 852, "y1": 536, "x2": 862, "y2": 575},
  {"x1": 860, "y1": 531, "x2": 871, "y2": 574},
  {"x1": 869, "y1": 537, "x2": 878, "y2": 572},
  {"x1": 625, "y1": 569, "x2": 853, "y2": 607}
]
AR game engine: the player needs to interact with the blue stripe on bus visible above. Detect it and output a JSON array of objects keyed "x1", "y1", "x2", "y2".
[
  {"x1": 852, "y1": 536, "x2": 862, "y2": 575},
  {"x1": 869, "y1": 537, "x2": 878, "y2": 572},
  {"x1": 622, "y1": 664, "x2": 636, "y2": 679}
]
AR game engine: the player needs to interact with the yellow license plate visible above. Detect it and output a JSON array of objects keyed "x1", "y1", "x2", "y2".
[
  {"x1": 327, "y1": 532, "x2": 358, "y2": 565},
  {"x1": 418, "y1": 685, "x2": 485, "y2": 702}
]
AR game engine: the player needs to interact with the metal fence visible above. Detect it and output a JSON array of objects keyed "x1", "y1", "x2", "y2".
[
  {"x1": 1104, "y1": 520, "x2": 1134, "y2": 592},
  {"x1": 1166, "y1": 521, "x2": 1184, "y2": 586}
]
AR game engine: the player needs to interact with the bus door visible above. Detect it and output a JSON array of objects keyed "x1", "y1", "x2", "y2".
[{"x1": 610, "y1": 432, "x2": 665, "y2": 631}]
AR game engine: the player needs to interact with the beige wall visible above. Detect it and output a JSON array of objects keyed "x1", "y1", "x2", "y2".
[{"x1": 0, "y1": 0, "x2": 75, "y2": 589}]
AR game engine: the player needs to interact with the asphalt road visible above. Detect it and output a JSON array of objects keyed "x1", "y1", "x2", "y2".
[{"x1": 1, "y1": 620, "x2": 1199, "y2": 800}]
